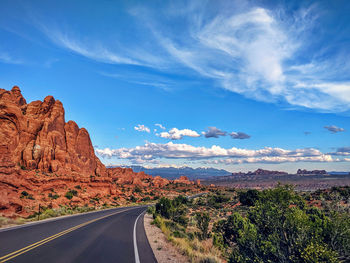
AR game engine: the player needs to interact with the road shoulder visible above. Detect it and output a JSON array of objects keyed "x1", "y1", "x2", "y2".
[{"x1": 143, "y1": 213, "x2": 190, "y2": 263}]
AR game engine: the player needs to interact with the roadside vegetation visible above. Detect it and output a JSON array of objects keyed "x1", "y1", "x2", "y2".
[{"x1": 148, "y1": 185, "x2": 350, "y2": 263}]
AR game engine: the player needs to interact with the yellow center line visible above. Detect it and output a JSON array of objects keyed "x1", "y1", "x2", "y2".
[{"x1": 0, "y1": 207, "x2": 138, "y2": 262}]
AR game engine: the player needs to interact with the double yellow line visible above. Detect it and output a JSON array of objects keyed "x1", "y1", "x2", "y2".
[{"x1": 0, "y1": 207, "x2": 135, "y2": 262}]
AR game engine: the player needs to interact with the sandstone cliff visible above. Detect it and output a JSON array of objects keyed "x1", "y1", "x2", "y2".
[
  {"x1": 0, "y1": 86, "x2": 106, "y2": 177},
  {"x1": 0, "y1": 87, "x2": 200, "y2": 218}
]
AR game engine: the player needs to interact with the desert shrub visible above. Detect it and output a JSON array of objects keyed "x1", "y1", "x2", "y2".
[
  {"x1": 134, "y1": 186, "x2": 142, "y2": 193},
  {"x1": 155, "y1": 197, "x2": 174, "y2": 219},
  {"x1": 130, "y1": 196, "x2": 137, "y2": 202},
  {"x1": 48, "y1": 193, "x2": 60, "y2": 199},
  {"x1": 238, "y1": 189, "x2": 260, "y2": 206},
  {"x1": 172, "y1": 204, "x2": 188, "y2": 227},
  {"x1": 141, "y1": 196, "x2": 150, "y2": 202},
  {"x1": 147, "y1": 206, "x2": 156, "y2": 215},
  {"x1": 65, "y1": 189, "x2": 78, "y2": 200},
  {"x1": 195, "y1": 212, "x2": 210, "y2": 240},
  {"x1": 20, "y1": 191, "x2": 34, "y2": 200},
  {"x1": 213, "y1": 186, "x2": 347, "y2": 263},
  {"x1": 207, "y1": 194, "x2": 230, "y2": 209}
]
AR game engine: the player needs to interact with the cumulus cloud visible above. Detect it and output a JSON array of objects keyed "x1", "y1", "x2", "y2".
[
  {"x1": 332, "y1": 147, "x2": 350, "y2": 156},
  {"x1": 96, "y1": 142, "x2": 324, "y2": 161},
  {"x1": 230, "y1": 132, "x2": 251, "y2": 139},
  {"x1": 134, "y1": 124, "x2": 150, "y2": 133},
  {"x1": 324, "y1": 125, "x2": 345, "y2": 133},
  {"x1": 204, "y1": 155, "x2": 340, "y2": 165},
  {"x1": 159, "y1": 128, "x2": 200, "y2": 140},
  {"x1": 155, "y1": 123, "x2": 166, "y2": 130},
  {"x1": 202, "y1": 127, "x2": 227, "y2": 138}
]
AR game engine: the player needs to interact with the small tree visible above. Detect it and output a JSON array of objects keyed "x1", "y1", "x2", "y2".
[
  {"x1": 238, "y1": 189, "x2": 260, "y2": 206},
  {"x1": 195, "y1": 212, "x2": 210, "y2": 240},
  {"x1": 155, "y1": 197, "x2": 174, "y2": 219}
]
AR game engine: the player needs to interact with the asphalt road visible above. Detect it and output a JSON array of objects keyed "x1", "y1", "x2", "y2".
[{"x1": 0, "y1": 206, "x2": 156, "y2": 263}]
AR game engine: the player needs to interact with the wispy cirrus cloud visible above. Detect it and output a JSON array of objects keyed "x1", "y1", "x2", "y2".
[
  {"x1": 0, "y1": 53, "x2": 24, "y2": 64},
  {"x1": 33, "y1": 1, "x2": 350, "y2": 112},
  {"x1": 134, "y1": 3, "x2": 350, "y2": 112}
]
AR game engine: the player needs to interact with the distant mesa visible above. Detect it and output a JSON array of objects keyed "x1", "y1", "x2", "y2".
[
  {"x1": 296, "y1": 169, "x2": 327, "y2": 175},
  {"x1": 232, "y1": 169, "x2": 288, "y2": 177},
  {"x1": 230, "y1": 168, "x2": 328, "y2": 177}
]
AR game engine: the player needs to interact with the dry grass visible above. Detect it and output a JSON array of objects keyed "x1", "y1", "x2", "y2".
[
  {"x1": 154, "y1": 216, "x2": 224, "y2": 263},
  {"x1": 0, "y1": 216, "x2": 27, "y2": 228}
]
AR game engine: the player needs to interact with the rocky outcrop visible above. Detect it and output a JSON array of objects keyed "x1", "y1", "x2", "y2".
[
  {"x1": 174, "y1": 176, "x2": 193, "y2": 185},
  {"x1": 0, "y1": 86, "x2": 106, "y2": 177},
  {"x1": 0, "y1": 87, "x2": 201, "y2": 218}
]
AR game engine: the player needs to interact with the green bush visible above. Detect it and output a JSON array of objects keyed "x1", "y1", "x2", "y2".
[
  {"x1": 147, "y1": 206, "x2": 156, "y2": 215},
  {"x1": 155, "y1": 197, "x2": 174, "y2": 219},
  {"x1": 213, "y1": 186, "x2": 347, "y2": 263},
  {"x1": 130, "y1": 196, "x2": 137, "y2": 202},
  {"x1": 195, "y1": 212, "x2": 210, "y2": 240},
  {"x1": 238, "y1": 189, "x2": 260, "y2": 206},
  {"x1": 65, "y1": 189, "x2": 78, "y2": 200},
  {"x1": 48, "y1": 193, "x2": 60, "y2": 199}
]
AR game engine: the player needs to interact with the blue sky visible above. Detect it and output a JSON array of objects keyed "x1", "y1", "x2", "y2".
[{"x1": 1, "y1": 0, "x2": 349, "y2": 172}]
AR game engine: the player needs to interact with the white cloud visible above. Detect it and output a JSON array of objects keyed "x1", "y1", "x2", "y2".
[
  {"x1": 134, "y1": 124, "x2": 150, "y2": 133},
  {"x1": 34, "y1": 2, "x2": 350, "y2": 112},
  {"x1": 146, "y1": 4, "x2": 350, "y2": 112},
  {"x1": 324, "y1": 125, "x2": 345, "y2": 133},
  {"x1": 159, "y1": 128, "x2": 200, "y2": 140},
  {"x1": 204, "y1": 155, "x2": 340, "y2": 165},
  {"x1": 332, "y1": 147, "x2": 350, "y2": 156},
  {"x1": 96, "y1": 142, "x2": 327, "y2": 162},
  {"x1": 155, "y1": 123, "x2": 166, "y2": 130}
]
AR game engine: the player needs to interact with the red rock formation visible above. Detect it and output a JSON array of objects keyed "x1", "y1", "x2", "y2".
[
  {"x1": 174, "y1": 176, "x2": 193, "y2": 185},
  {"x1": 0, "y1": 86, "x2": 106, "y2": 177},
  {"x1": 152, "y1": 176, "x2": 170, "y2": 188},
  {"x1": 0, "y1": 87, "x2": 201, "y2": 218}
]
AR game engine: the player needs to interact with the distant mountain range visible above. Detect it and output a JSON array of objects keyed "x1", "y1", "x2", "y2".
[
  {"x1": 108, "y1": 166, "x2": 232, "y2": 180},
  {"x1": 107, "y1": 165, "x2": 350, "y2": 181}
]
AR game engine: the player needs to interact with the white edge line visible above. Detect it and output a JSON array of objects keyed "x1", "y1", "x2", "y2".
[{"x1": 133, "y1": 210, "x2": 144, "y2": 263}]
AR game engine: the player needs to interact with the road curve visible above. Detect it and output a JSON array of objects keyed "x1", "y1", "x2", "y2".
[{"x1": 0, "y1": 206, "x2": 156, "y2": 263}]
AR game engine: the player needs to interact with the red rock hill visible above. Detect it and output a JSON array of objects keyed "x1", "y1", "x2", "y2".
[{"x1": 0, "y1": 87, "x2": 200, "y2": 217}]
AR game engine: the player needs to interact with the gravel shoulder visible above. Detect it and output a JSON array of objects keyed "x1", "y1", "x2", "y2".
[{"x1": 143, "y1": 213, "x2": 190, "y2": 263}]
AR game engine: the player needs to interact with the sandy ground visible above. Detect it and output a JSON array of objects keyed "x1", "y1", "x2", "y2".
[{"x1": 144, "y1": 213, "x2": 190, "y2": 263}]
